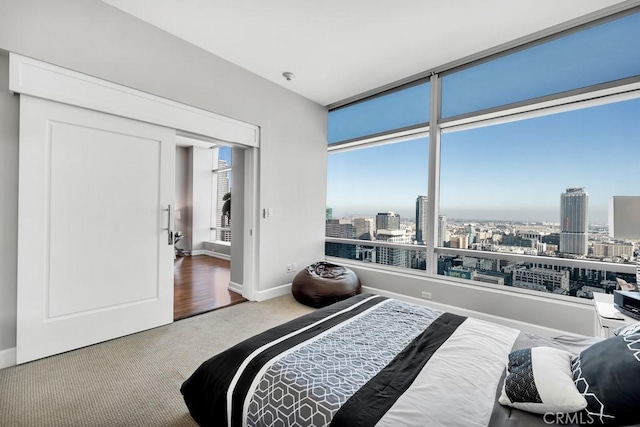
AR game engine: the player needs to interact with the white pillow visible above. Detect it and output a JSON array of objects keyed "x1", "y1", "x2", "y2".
[{"x1": 498, "y1": 346, "x2": 587, "y2": 414}]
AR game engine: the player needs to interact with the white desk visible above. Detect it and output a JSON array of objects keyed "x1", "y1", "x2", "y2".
[{"x1": 593, "y1": 292, "x2": 637, "y2": 338}]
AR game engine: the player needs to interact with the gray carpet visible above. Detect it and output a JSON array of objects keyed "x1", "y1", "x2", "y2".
[{"x1": 0, "y1": 295, "x2": 315, "y2": 426}]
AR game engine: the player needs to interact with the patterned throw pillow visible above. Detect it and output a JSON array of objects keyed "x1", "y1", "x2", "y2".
[
  {"x1": 499, "y1": 347, "x2": 587, "y2": 414},
  {"x1": 572, "y1": 333, "x2": 640, "y2": 426},
  {"x1": 612, "y1": 321, "x2": 640, "y2": 337}
]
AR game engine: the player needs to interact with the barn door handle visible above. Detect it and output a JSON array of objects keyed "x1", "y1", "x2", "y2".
[{"x1": 163, "y1": 204, "x2": 173, "y2": 245}]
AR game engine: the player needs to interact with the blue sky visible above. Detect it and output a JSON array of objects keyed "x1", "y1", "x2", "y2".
[
  {"x1": 328, "y1": 98, "x2": 640, "y2": 223},
  {"x1": 218, "y1": 146, "x2": 232, "y2": 165},
  {"x1": 326, "y1": 12, "x2": 640, "y2": 224}
]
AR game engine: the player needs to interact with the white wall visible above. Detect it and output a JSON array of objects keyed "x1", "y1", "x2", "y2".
[
  {"x1": 190, "y1": 147, "x2": 215, "y2": 252},
  {"x1": 0, "y1": 0, "x2": 327, "y2": 354}
]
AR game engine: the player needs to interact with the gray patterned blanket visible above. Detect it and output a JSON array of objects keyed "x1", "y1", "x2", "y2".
[{"x1": 180, "y1": 294, "x2": 601, "y2": 427}]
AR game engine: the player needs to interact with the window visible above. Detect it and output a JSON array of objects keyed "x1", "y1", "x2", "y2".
[
  {"x1": 326, "y1": 136, "x2": 429, "y2": 271},
  {"x1": 441, "y1": 11, "x2": 640, "y2": 119},
  {"x1": 326, "y1": 8, "x2": 640, "y2": 301},
  {"x1": 328, "y1": 82, "x2": 430, "y2": 144},
  {"x1": 438, "y1": 98, "x2": 640, "y2": 297},
  {"x1": 211, "y1": 146, "x2": 232, "y2": 242}
]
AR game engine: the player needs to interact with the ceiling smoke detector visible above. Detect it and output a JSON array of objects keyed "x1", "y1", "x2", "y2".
[{"x1": 282, "y1": 71, "x2": 295, "y2": 81}]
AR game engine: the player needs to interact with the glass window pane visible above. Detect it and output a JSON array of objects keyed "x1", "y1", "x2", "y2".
[
  {"x1": 438, "y1": 97, "x2": 640, "y2": 297},
  {"x1": 328, "y1": 82, "x2": 430, "y2": 144},
  {"x1": 326, "y1": 137, "x2": 429, "y2": 270},
  {"x1": 442, "y1": 12, "x2": 640, "y2": 119},
  {"x1": 212, "y1": 146, "x2": 232, "y2": 243}
]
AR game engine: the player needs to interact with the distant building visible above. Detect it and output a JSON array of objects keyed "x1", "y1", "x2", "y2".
[
  {"x1": 512, "y1": 267, "x2": 570, "y2": 293},
  {"x1": 415, "y1": 196, "x2": 428, "y2": 244},
  {"x1": 375, "y1": 229, "x2": 408, "y2": 268},
  {"x1": 376, "y1": 211, "x2": 400, "y2": 231},
  {"x1": 325, "y1": 219, "x2": 355, "y2": 239},
  {"x1": 326, "y1": 208, "x2": 333, "y2": 220},
  {"x1": 465, "y1": 224, "x2": 477, "y2": 244},
  {"x1": 325, "y1": 219, "x2": 356, "y2": 259},
  {"x1": 353, "y1": 217, "x2": 374, "y2": 240},
  {"x1": 592, "y1": 242, "x2": 633, "y2": 258},
  {"x1": 449, "y1": 234, "x2": 469, "y2": 249},
  {"x1": 560, "y1": 187, "x2": 588, "y2": 255},
  {"x1": 438, "y1": 215, "x2": 448, "y2": 246}
]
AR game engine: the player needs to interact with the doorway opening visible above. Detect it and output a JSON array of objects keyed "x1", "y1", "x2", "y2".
[{"x1": 173, "y1": 137, "x2": 249, "y2": 320}]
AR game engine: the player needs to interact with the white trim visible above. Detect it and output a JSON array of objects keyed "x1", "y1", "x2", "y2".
[
  {"x1": 242, "y1": 147, "x2": 259, "y2": 302},
  {"x1": 0, "y1": 347, "x2": 16, "y2": 370},
  {"x1": 9, "y1": 53, "x2": 259, "y2": 147},
  {"x1": 228, "y1": 281, "x2": 243, "y2": 294},
  {"x1": 198, "y1": 249, "x2": 231, "y2": 261},
  {"x1": 254, "y1": 283, "x2": 292, "y2": 302},
  {"x1": 362, "y1": 285, "x2": 583, "y2": 338}
]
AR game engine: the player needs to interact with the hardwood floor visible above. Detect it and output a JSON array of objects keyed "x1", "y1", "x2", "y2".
[{"x1": 174, "y1": 255, "x2": 246, "y2": 320}]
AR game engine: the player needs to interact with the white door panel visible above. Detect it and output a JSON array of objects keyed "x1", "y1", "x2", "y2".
[{"x1": 17, "y1": 96, "x2": 175, "y2": 364}]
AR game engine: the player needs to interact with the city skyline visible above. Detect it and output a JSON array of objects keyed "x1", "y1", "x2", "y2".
[{"x1": 327, "y1": 97, "x2": 640, "y2": 223}]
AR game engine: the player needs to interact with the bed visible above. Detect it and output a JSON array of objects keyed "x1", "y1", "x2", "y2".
[{"x1": 180, "y1": 294, "x2": 640, "y2": 427}]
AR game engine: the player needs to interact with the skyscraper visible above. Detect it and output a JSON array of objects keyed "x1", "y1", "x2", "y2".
[
  {"x1": 415, "y1": 196, "x2": 428, "y2": 245},
  {"x1": 560, "y1": 187, "x2": 588, "y2": 255},
  {"x1": 438, "y1": 215, "x2": 448, "y2": 246}
]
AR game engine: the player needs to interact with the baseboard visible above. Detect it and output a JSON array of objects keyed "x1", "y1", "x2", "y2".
[
  {"x1": 255, "y1": 283, "x2": 292, "y2": 302},
  {"x1": 198, "y1": 250, "x2": 230, "y2": 261},
  {"x1": 228, "y1": 281, "x2": 243, "y2": 295},
  {"x1": 0, "y1": 347, "x2": 16, "y2": 369},
  {"x1": 362, "y1": 286, "x2": 575, "y2": 338}
]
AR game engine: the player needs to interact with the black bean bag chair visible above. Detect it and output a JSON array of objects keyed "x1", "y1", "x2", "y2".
[{"x1": 292, "y1": 262, "x2": 361, "y2": 308}]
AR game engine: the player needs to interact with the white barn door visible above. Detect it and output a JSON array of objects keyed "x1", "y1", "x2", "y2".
[{"x1": 16, "y1": 96, "x2": 175, "y2": 364}]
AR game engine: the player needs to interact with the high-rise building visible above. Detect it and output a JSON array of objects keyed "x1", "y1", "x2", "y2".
[
  {"x1": 326, "y1": 208, "x2": 333, "y2": 220},
  {"x1": 415, "y1": 196, "x2": 428, "y2": 244},
  {"x1": 438, "y1": 215, "x2": 448, "y2": 246},
  {"x1": 376, "y1": 211, "x2": 400, "y2": 231},
  {"x1": 560, "y1": 187, "x2": 588, "y2": 255}
]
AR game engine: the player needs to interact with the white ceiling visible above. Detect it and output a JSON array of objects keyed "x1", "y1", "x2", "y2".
[{"x1": 101, "y1": 0, "x2": 631, "y2": 106}]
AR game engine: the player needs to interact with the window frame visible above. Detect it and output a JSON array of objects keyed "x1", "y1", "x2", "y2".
[{"x1": 326, "y1": 6, "x2": 640, "y2": 305}]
